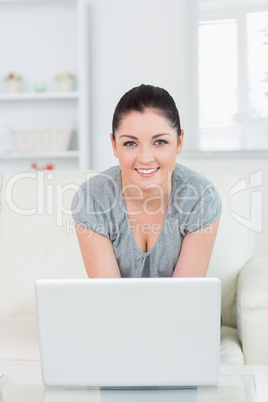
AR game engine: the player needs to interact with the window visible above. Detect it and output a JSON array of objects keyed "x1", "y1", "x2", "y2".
[{"x1": 197, "y1": 1, "x2": 268, "y2": 152}]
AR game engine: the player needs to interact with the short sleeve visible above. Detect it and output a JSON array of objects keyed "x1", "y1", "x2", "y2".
[
  {"x1": 183, "y1": 183, "x2": 222, "y2": 235},
  {"x1": 71, "y1": 183, "x2": 110, "y2": 238}
]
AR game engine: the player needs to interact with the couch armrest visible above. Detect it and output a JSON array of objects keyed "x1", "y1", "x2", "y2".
[{"x1": 236, "y1": 256, "x2": 268, "y2": 364}]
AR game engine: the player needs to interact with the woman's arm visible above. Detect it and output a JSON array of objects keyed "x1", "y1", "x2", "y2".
[
  {"x1": 172, "y1": 218, "x2": 220, "y2": 278},
  {"x1": 75, "y1": 222, "x2": 121, "y2": 278}
]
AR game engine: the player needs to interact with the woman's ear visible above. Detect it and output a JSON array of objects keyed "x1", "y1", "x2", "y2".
[
  {"x1": 110, "y1": 133, "x2": 118, "y2": 158},
  {"x1": 177, "y1": 129, "x2": 184, "y2": 154}
]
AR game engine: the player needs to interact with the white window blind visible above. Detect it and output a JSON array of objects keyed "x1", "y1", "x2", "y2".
[{"x1": 186, "y1": 0, "x2": 268, "y2": 153}]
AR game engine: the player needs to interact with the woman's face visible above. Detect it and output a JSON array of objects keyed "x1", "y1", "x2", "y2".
[{"x1": 110, "y1": 108, "x2": 184, "y2": 194}]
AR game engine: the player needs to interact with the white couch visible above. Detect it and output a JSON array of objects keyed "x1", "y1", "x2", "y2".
[{"x1": 0, "y1": 169, "x2": 267, "y2": 366}]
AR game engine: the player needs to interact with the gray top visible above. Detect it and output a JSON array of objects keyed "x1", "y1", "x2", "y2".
[{"x1": 72, "y1": 164, "x2": 222, "y2": 277}]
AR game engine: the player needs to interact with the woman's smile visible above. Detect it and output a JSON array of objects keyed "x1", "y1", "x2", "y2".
[{"x1": 135, "y1": 167, "x2": 160, "y2": 177}]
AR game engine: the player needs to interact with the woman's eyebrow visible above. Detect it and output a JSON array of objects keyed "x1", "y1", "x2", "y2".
[
  {"x1": 119, "y1": 135, "x2": 138, "y2": 139},
  {"x1": 152, "y1": 133, "x2": 171, "y2": 139},
  {"x1": 119, "y1": 133, "x2": 171, "y2": 140}
]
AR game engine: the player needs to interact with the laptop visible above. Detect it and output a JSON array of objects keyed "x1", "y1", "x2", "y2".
[{"x1": 35, "y1": 278, "x2": 221, "y2": 388}]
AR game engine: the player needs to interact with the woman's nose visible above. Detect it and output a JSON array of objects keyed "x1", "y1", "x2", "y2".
[{"x1": 137, "y1": 145, "x2": 154, "y2": 164}]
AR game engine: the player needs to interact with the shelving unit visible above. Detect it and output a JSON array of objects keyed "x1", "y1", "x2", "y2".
[{"x1": 0, "y1": 0, "x2": 90, "y2": 171}]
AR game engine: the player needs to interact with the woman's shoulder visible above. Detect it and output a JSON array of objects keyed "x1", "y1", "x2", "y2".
[
  {"x1": 72, "y1": 165, "x2": 122, "y2": 214},
  {"x1": 173, "y1": 163, "x2": 213, "y2": 188},
  {"x1": 72, "y1": 166, "x2": 122, "y2": 232},
  {"x1": 172, "y1": 163, "x2": 222, "y2": 214},
  {"x1": 79, "y1": 165, "x2": 121, "y2": 195}
]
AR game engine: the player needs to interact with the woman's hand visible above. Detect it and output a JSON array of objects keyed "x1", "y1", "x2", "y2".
[
  {"x1": 172, "y1": 218, "x2": 220, "y2": 277},
  {"x1": 75, "y1": 223, "x2": 121, "y2": 278}
]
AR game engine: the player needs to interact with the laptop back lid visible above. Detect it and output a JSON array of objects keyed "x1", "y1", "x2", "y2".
[{"x1": 36, "y1": 278, "x2": 221, "y2": 387}]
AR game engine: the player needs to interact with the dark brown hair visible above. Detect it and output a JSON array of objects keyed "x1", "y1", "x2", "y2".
[{"x1": 112, "y1": 84, "x2": 181, "y2": 140}]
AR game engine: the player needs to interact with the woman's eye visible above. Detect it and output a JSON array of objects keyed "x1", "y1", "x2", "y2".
[
  {"x1": 124, "y1": 141, "x2": 137, "y2": 147},
  {"x1": 154, "y1": 139, "x2": 167, "y2": 145}
]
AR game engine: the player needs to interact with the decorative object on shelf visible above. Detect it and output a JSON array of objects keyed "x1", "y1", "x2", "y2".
[
  {"x1": 34, "y1": 82, "x2": 47, "y2": 93},
  {"x1": 56, "y1": 72, "x2": 75, "y2": 92},
  {"x1": 4, "y1": 73, "x2": 22, "y2": 94},
  {"x1": 11, "y1": 127, "x2": 74, "y2": 153},
  {"x1": 31, "y1": 162, "x2": 54, "y2": 170}
]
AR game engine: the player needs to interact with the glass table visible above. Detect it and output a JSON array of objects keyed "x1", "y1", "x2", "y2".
[{"x1": 0, "y1": 374, "x2": 257, "y2": 402}]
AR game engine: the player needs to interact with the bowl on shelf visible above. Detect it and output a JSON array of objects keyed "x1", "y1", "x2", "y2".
[{"x1": 11, "y1": 127, "x2": 74, "y2": 153}]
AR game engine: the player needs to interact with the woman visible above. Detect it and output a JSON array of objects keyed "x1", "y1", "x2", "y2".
[{"x1": 72, "y1": 84, "x2": 221, "y2": 278}]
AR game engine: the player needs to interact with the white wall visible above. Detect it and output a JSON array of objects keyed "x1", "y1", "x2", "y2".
[{"x1": 85, "y1": 0, "x2": 192, "y2": 170}]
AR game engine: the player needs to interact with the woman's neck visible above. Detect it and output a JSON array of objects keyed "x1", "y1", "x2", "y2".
[{"x1": 121, "y1": 176, "x2": 172, "y2": 216}]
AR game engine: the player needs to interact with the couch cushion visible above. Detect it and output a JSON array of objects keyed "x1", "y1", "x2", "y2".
[
  {"x1": 0, "y1": 315, "x2": 40, "y2": 362},
  {"x1": 203, "y1": 172, "x2": 254, "y2": 328},
  {"x1": 220, "y1": 325, "x2": 244, "y2": 365},
  {"x1": 237, "y1": 256, "x2": 268, "y2": 364},
  {"x1": 0, "y1": 171, "x2": 98, "y2": 316}
]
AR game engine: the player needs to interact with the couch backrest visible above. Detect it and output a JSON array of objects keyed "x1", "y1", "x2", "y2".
[
  {"x1": 203, "y1": 171, "x2": 254, "y2": 327},
  {"x1": 0, "y1": 171, "x2": 97, "y2": 316},
  {"x1": 0, "y1": 170, "x2": 254, "y2": 327}
]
